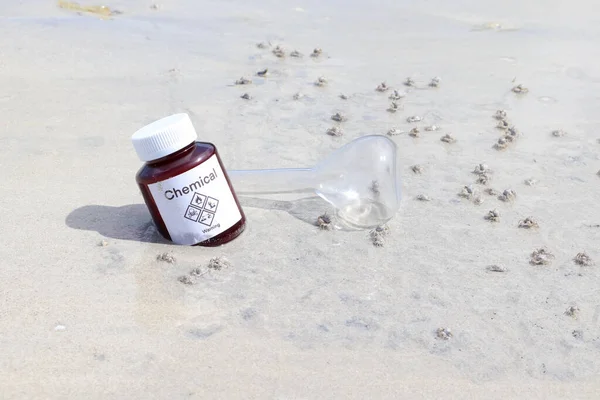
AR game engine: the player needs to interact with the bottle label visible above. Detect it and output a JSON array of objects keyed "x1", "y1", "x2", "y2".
[{"x1": 147, "y1": 155, "x2": 242, "y2": 245}]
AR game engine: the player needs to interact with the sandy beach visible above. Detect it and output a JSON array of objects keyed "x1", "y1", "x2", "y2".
[{"x1": 1, "y1": 0, "x2": 600, "y2": 398}]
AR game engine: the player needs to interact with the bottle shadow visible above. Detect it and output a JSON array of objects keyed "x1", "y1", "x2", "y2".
[
  {"x1": 65, "y1": 204, "x2": 170, "y2": 244},
  {"x1": 66, "y1": 196, "x2": 354, "y2": 243}
]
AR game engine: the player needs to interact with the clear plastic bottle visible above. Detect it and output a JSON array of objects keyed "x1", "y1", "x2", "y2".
[{"x1": 131, "y1": 113, "x2": 246, "y2": 246}]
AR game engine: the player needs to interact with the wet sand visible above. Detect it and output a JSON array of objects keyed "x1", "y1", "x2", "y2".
[{"x1": 1, "y1": 0, "x2": 600, "y2": 398}]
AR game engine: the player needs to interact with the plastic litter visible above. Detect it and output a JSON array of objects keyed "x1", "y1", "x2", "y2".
[{"x1": 228, "y1": 135, "x2": 402, "y2": 229}]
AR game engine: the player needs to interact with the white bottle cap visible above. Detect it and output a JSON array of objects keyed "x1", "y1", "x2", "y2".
[{"x1": 131, "y1": 113, "x2": 198, "y2": 162}]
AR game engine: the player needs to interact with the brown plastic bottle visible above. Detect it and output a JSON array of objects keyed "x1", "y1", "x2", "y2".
[{"x1": 131, "y1": 113, "x2": 245, "y2": 246}]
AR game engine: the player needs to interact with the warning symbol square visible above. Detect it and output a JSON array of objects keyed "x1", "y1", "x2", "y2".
[
  {"x1": 198, "y1": 210, "x2": 215, "y2": 226},
  {"x1": 184, "y1": 205, "x2": 202, "y2": 222},
  {"x1": 191, "y1": 192, "x2": 207, "y2": 208},
  {"x1": 205, "y1": 196, "x2": 219, "y2": 213}
]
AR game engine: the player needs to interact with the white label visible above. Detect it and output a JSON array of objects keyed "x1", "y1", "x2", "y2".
[{"x1": 148, "y1": 155, "x2": 242, "y2": 245}]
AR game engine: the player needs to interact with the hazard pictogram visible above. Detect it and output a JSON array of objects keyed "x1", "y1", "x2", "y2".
[
  {"x1": 191, "y1": 192, "x2": 207, "y2": 208},
  {"x1": 184, "y1": 205, "x2": 201, "y2": 222},
  {"x1": 205, "y1": 196, "x2": 219, "y2": 213},
  {"x1": 184, "y1": 192, "x2": 218, "y2": 226},
  {"x1": 199, "y1": 210, "x2": 215, "y2": 226}
]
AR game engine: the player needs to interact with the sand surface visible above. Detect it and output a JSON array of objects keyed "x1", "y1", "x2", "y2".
[{"x1": 2, "y1": 0, "x2": 600, "y2": 398}]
